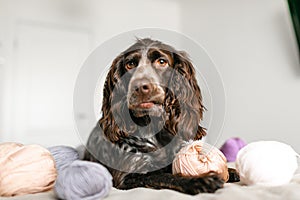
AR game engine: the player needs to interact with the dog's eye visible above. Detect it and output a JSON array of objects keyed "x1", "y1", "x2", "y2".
[
  {"x1": 125, "y1": 61, "x2": 137, "y2": 70},
  {"x1": 156, "y1": 59, "x2": 168, "y2": 67}
]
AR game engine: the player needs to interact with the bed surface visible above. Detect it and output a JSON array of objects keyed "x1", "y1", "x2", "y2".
[
  {"x1": 1, "y1": 179, "x2": 300, "y2": 200},
  {"x1": 1, "y1": 165, "x2": 300, "y2": 200},
  {"x1": 1, "y1": 180, "x2": 300, "y2": 200}
]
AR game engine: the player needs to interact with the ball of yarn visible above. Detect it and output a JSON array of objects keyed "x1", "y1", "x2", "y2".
[
  {"x1": 173, "y1": 140, "x2": 229, "y2": 181},
  {"x1": 220, "y1": 137, "x2": 246, "y2": 162},
  {"x1": 0, "y1": 142, "x2": 23, "y2": 157},
  {"x1": 0, "y1": 143, "x2": 57, "y2": 197},
  {"x1": 54, "y1": 160, "x2": 113, "y2": 200},
  {"x1": 48, "y1": 146, "x2": 79, "y2": 171},
  {"x1": 236, "y1": 141, "x2": 299, "y2": 186}
]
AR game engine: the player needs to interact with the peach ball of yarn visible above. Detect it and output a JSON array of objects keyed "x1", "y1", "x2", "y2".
[
  {"x1": 0, "y1": 142, "x2": 57, "y2": 197},
  {"x1": 173, "y1": 140, "x2": 229, "y2": 181}
]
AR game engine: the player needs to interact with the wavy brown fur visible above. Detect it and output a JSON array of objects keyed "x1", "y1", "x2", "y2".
[
  {"x1": 100, "y1": 39, "x2": 206, "y2": 143},
  {"x1": 84, "y1": 38, "x2": 238, "y2": 195}
]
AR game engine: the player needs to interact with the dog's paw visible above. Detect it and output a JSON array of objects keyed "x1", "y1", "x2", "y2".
[
  {"x1": 227, "y1": 168, "x2": 240, "y2": 183},
  {"x1": 181, "y1": 175, "x2": 224, "y2": 195}
]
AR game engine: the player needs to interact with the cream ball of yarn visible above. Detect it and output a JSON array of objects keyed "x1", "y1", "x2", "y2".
[
  {"x1": 236, "y1": 141, "x2": 298, "y2": 186},
  {"x1": 172, "y1": 140, "x2": 229, "y2": 181},
  {"x1": 0, "y1": 142, "x2": 57, "y2": 197}
]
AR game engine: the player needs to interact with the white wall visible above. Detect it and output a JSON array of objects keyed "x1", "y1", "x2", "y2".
[
  {"x1": 0, "y1": 0, "x2": 94, "y2": 146},
  {"x1": 178, "y1": 0, "x2": 300, "y2": 150},
  {"x1": 89, "y1": 0, "x2": 181, "y2": 45},
  {"x1": 0, "y1": 0, "x2": 299, "y2": 151}
]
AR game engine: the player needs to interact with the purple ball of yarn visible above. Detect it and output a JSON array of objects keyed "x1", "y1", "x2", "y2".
[
  {"x1": 220, "y1": 138, "x2": 246, "y2": 162},
  {"x1": 48, "y1": 146, "x2": 79, "y2": 171},
  {"x1": 54, "y1": 160, "x2": 113, "y2": 200}
]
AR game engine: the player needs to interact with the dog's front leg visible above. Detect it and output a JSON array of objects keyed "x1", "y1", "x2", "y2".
[{"x1": 118, "y1": 171, "x2": 224, "y2": 195}]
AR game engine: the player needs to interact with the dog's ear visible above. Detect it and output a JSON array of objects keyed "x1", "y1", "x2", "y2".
[
  {"x1": 169, "y1": 51, "x2": 206, "y2": 140},
  {"x1": 101, "y1": 55, "x2": 122, "y2": 116},
  {"x1": 100, "y1": 54, "x2": 128, "y2": 142}
]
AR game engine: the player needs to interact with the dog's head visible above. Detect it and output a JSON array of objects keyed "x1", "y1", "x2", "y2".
[{"x1": 100, "y1": 38, "x2": 206, "y2": 142}]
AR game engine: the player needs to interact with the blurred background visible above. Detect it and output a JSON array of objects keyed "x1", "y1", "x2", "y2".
[{"x1": 0, "y1": 0, "x2": 299, "y2": 151}]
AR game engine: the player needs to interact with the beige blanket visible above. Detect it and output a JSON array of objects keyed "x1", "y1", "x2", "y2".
[{"x1": 1, "y1": 167, "x2": 300, "y2": 200}]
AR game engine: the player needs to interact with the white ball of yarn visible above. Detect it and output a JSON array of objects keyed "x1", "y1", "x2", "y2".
[{"x1": 236, "y1": 141, "x2": 298, "y2": 186}]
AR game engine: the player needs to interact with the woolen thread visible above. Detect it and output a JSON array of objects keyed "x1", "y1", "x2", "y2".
[
  {"x1": 0, "y1": 142, "x2": 57, "y2": 197},
  {"x1": 54, "y1": 160, "x2": 113, "y2": 200},
  {"x1": 236, "y1": 141, "x2": 299, "y2": 186},
  {"x1": 220, "y1": 137, "x2": 246, "y2": 162},
  {"x1": 173, "y1": 140, "x2": 229, "y2": 181},
  {"x1": 49, "y1": 146, "x2": 113, "y2": 200},
  {"x1": 48, "y1": 146, "x2": 79, "y2": 171}
]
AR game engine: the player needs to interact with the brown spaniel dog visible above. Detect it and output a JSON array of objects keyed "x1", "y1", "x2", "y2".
[{"x1": 84, "y1": 38, "x2": 238, "y2": 195}]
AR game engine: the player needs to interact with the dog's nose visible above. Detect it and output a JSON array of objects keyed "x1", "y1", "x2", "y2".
[{"x1": 136, "y1": 83, "x2": 153, "y2": 95}]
